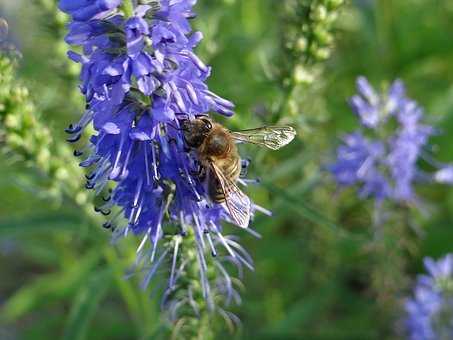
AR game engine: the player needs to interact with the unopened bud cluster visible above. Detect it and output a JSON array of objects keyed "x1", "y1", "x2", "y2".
[
  {"x1": 283, "y1": 0, "x2": 344, "y2": 85},
  {"x1": 0, "y1": 54, "x2": 87, "y2": 205}
]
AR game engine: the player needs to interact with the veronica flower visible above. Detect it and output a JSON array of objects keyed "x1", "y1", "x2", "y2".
[
  {"x1": 60, "y1": 0, "x2": 261, "y2": 316},
  {"x1": 405, "y1": 254, "x2": 453, "y2": 340},
  {"x1": 59, "y1": 0, "x2": 122, "y2": 22},
  {"x1": 330, "y1": 76, "x2": 451, "y2": 204}
]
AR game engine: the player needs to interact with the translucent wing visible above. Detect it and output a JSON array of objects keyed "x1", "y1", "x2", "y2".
[
  {"x1": 209, "y1": 162, "x2": 251, "y2": 228},
  {"x1": 230, "y1": 126, "x2": 296, "y2": 150}
]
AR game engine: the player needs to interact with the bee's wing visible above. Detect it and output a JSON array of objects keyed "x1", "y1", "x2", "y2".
[
  {"x1": 209, "y1": 162, "x2": 251, "y2": 228},
  {"x1": 230, "y1": 126, "x2": 296, "y2": 150}
]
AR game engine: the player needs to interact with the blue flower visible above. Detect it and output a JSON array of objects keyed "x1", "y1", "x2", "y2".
[
  {"x1": 61, "y1": 0, "x2": 257, "y2": 313},
  {"x1": 330, "y1": 76, "x2": 450, "y2": 203},
  {"x1": 405, "y1": 254, "x2": 453, "y2": 340},
  {"x1": 59, "y1": 0, "x2": 122, "y2": 22}
]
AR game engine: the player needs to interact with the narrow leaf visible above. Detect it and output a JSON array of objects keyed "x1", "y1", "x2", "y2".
[{"x1": 63, "y1": 269, "x2": 111, "y2": 340}]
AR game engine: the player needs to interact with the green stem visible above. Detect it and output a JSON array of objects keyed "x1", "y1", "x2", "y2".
[
  {"x1": 375, "y1": 0, "x2": 394, "y2": 74},
  {"x1": 276, "y1": 79, "x2": 297, "y2": 122}
]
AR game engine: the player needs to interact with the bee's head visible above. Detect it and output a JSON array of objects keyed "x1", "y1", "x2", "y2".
[{"x1": 181, "y1": 117, "x2": 213, "y2": 148}]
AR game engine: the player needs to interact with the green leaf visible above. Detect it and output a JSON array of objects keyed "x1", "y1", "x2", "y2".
[
  {"x1": 103, "y1": 247, "x2": 160, "y2": 338},
  {"x1": 271, "y1": 283, "x2": 336, "y2": 333},
  {"x1": 63, "y1": 268, "x2": 111, "y2": 340},
  {"x1": 2, "y1": 250, "x2": 101, "y2": 321},
  {"x1": 0, "y1": 213, "x2": 83, "y2": 234},
  {"x1": 261, "y1": 181, "x2": 365, "y2": 242}
]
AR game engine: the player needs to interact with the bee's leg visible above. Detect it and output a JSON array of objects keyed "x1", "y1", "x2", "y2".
[
  {"x1": 198, "y1": 166, "x2": 207, "y2": 182},
  {"x1": 239, "y1": 158, "x2": 251, "y2": 178},
  {"x1": 190, "y1": 162, "x2": 205, "y2": 179}
]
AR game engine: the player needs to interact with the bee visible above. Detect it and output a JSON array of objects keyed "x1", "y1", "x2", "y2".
[{"x1": 181, "y1": 117, "x2": 296, "y2": 228}]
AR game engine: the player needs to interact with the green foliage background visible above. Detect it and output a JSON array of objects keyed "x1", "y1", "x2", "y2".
[{"x1": 1, "y1": 0, "x2": 453, "y2": 339}]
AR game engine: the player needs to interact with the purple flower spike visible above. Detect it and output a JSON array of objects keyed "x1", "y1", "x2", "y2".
[
  {"x1": 330, "y1": 76, "x2": 450, "y2": 204},
  {"x1": 405, "y1": 254, "x2": 453, "y2": 340},
  {"x1": 60, "y1": 0, "x2": 259, "y2": 314}
]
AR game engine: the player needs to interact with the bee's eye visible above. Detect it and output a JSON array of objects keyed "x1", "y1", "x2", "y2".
[{"x1": 201, "y1": 118, "x2": 212, "y2": 130}]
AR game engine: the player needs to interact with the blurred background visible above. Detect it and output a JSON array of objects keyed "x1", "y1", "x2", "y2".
[{"x1": 1, "y1": 0, "x2": 453, "y2": 339}]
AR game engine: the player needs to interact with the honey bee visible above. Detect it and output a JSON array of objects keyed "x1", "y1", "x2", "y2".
[{"x1": 181, "y1": 117, "x2": 296, "y2": 228}]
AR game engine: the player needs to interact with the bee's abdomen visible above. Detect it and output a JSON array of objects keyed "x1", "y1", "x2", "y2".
[
  {"x1": 210, "y1": 184, "x2": 225, "y2": 203},
  {"x1": 223, "y1": 156, "x2": 241, "y2": 181},
  {"x1": 207, "y1": 157, "x2": 241, "y2": 203},
  {"x1": 207, "y1": 171, "x2": 225, "y2": 203}
]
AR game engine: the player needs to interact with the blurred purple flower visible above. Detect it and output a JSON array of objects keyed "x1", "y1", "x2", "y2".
[
  {"x1": 330, "y1": 76, "x2": 451, "y2": 203},
  {"x1": 434, "y1": 166, "x2": 453, "y2": 184},
  {"x1": 60, "y1": 0, "x2": 257, "y2": 314},
  {"x1": 405, "y1": 254, "x2": 453, "y2": 340}
]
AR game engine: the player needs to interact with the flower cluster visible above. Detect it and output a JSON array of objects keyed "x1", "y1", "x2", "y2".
[
  {"x1": 405, "y1": 254, "x2": 453, "y2": 340},
  {"x1": 60, "y1": 0, "x2": 257, "y2": 314},
  {"x1": 329, "y1": 77, "x2": 451, "y2": 204},
  {"x1": 0, "y1": 34, "x2": 86, "y2": 206}
]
